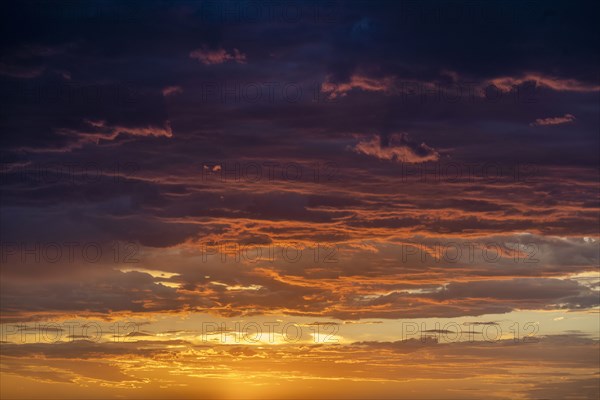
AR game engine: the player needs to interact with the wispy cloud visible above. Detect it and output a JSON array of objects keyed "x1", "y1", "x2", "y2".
[
  {"x1": 531, "y1": 114, "x2": 576, "y2": 126},
  {"x1": 189, "y1": 47, "x2": 247, "y2": 65}
]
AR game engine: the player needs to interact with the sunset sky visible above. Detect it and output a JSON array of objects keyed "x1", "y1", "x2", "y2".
[{"x1": 0, "y1": 1, "x2": 599, "y2": 399}]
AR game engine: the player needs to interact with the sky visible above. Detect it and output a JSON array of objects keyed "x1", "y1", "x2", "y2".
[{"x1": 0, "y1": 0, "x2": 599, "y2": 399}]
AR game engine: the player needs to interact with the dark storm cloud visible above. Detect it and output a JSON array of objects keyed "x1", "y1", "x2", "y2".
[{"x1": 322, "y1": 1, "x2": 600, "y2": 84}]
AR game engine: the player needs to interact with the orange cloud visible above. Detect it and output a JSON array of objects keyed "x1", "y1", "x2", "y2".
[
  {"x1": 57, "y1": 119, "x2": 173, "y2": 143},
  {"x1": 189, "y1": 47, "x2": 247, "y2": 65},
  {"x1": 489, "y1": 74, "x2": 600, "y2": 92},
  {"x1": 354, "y1": 133, "x2": 440, "y2": 163},
  {"x1": 321, "y1": 74, "x2": 396, "y2": 98},
  {"x1": 162, "y1": 86, "x2": 183, "y2": 97},
  {"x1": 531, "y1": 114, "x2": 576, "y2": 126},
  {"x1": 0, "y1": 334, "x2": 597, "y2": 399}
]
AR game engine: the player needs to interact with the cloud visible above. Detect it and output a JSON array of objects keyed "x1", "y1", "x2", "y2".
[
  {"x1": 0, "y1": 2, "x2": 598, "y2": 397},
  {"x1": 0, "y1": 62, "x2": 45, "y2": 78},
  {"x1": 489, "y1": 75, "x2": 600, "y2": 92},
  {"x1": 55, "y1": 119, "x2": 173, "y2": 145},
  {"x1": 531, "y1": 114, "x2": 576, "y2": 126},
  {"x1": 0, "y1": 0, "x2": 598, "y2": 333},
  {"x1": 321, "y1": 74, "x2": 396, "y2": 98},
  {"x1": 354, "y1": 133, "x2": 440, "y2": 163},
  {"x1": 162, "y1": 86, "x2": 183, "y2": 97},
  {"x1": 189, "y1": 47, "x2": 247, "y2": 65},
  {"x1": 1, "y1": 334, "x2": 598, "y2": 398}
]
